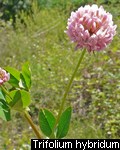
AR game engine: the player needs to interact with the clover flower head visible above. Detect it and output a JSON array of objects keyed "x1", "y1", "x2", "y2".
[
  {"x1": 66, "y1": 4, "x2": 117, "y2": 52},
  {"x1": 0, "y1": 68, "x2": 10, "y2": 85}
]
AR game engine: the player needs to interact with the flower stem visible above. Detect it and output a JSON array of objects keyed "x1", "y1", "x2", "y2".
[
  {"x1": 23, "y1": 110, "x2": 43, "y2": 139},
  {"x1": 1, "y1": 85, "x2": 11, "y2": 98},
  {"x1": 51, "y1": 49, "x2": 86, "y2": 138}
]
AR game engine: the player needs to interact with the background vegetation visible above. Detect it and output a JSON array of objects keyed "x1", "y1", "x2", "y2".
[{"x1": 0, "y1": 0, "x2": 120, "y2": 149}]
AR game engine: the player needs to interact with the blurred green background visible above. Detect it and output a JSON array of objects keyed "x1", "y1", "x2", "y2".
[{"x1": 0, "y1": 0, "x2": 120, "y2": 149}]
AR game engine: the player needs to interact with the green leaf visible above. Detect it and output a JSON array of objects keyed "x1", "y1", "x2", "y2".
[
  {"x1": 8, "y1": 90, "x2": 21, "y2": 108},
  {"x1": 39, "y1": 109, "x2": 56, "y2": 137},
  {"x1": 0, "y1": 89, "x2": 11, "y2": 121},
  {"x1": 19, "y1": 62, "x2": 31, "y2": 90},
  {"x1": 0, "y1": 99, "x2": 11, "y2": 121},
  {"x1": 0, "y1": 89, "x2": 5, "y2": 101},
  {"x1": 5, "y1": 67, "x2": 20, "y2": 80},
  {"x1": 56, "y1": 107, "x2": 72, "y2": 138},
  {"x1": 19, "y1": 73, "x2": 27, "y2": 90},
  {"x1": 7, "y1": 90, "x2": 31, "y2": 111},
  {"x1": 20, "y1": 90, "x2": 31, "y2": 108},
  {"x1": 5, "y1": 67, "x2": 20, "y2": 87}
]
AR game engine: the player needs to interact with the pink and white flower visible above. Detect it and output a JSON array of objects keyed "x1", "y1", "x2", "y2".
[
  {"x1": 66, "y1": 4, "x2": 117, "y2": 52},
  {"x1": 0, "y1": 68, "x2": 10, "y2": 85}
]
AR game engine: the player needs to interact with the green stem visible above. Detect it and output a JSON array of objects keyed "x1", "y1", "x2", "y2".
[
  {"x1": 24, "y1": 110, "x2": 43, "y2": 139},
  {"x1": 1, "y1": 85, "x2": 11, "y2": 98},
  {"x1": 51, "y1": 49, "x2": 86, "y2": 138}
]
